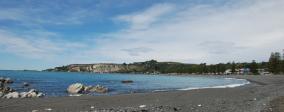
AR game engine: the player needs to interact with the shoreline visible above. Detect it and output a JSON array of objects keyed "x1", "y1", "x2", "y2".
[{"x1": 0, "y1": 75, "x2": 284, "y2": 112}]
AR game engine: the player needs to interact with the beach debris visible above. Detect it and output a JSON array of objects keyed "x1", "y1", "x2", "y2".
[
  {"x1": 67, "y1": 83, "x2": 85, "y2": 94},
  {"x1": 253, "y1": 98, "x2": 257, "y2": 101},
  {"x1": 197, "y1": 104, "x2": 202, "y2": 107},
  {"x1": 90, "y1": 106, "x2": 95, "y2": 109},
  {"x1": 121, "y1": 80, "x2": 134, "y2": 84},
  {"x1": 45, "y1": 108, "x2": 53, "y2": 111},
  {"x1": 31, "y1": 110, "x2": 39, "y2": 112},
  {"x1": 139, "y1": 105, "x2": 147, "y2": 108}
]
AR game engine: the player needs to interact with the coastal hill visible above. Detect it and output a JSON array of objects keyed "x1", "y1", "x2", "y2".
[
  {"x1": 44, "y1": 59, "x2": 273, "y2": 75},
  {"x1": 45, "y1": 60, "x2": 179, "y2": 73}
]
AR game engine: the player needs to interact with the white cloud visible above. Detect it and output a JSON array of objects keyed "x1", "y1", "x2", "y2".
[
  {"x1": 91, "y1": 0, "x2": 284, "y2": 64},
  {"x1": 0, "y1": 30, "x2": 86, "y2": 59},
  {"x1": 115, "y1": 3, "x2": 175, "y2": 30}
]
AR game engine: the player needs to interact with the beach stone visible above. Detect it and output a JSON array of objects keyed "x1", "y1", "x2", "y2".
[
  {"x1": 94, "y1": 85, "x2": 108, "y2": 93},
  {"x1": 4, "y1": 92, "x2": 20, "y2": 99},
  {"x1": 67, "y1": 83, "x2": 85, "y2": 94},
  {"x1": 139, "y1": 105, "x2": 147, "y2": 108}
]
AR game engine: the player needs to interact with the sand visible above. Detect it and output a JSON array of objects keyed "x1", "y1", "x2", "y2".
[{"x1": 1, "y1": 75, "x2": 284, "y2": 112}]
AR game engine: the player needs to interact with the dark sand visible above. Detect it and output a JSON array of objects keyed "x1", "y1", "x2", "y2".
[{"x1": 1, "y1": 75, "x2": 284, "y2": 112}]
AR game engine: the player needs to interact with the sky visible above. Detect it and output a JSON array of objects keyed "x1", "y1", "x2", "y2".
[{"x1": 0, "y1": 0, "x2": 284, "y2": 70}]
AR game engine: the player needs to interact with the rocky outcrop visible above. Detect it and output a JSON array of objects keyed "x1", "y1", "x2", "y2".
[
  {"x1": 66, "y1": 64, "x2": 128, "y2": 73},
  {"x1": 92, "y1": 85, "x2": 108, "y2": 93},
  {"x1": 0, "y1": 77, "x2": 45, "y2": 99},
  {"x1": 19, "y1": 89, "x2": 44, "y2": 98},
  {"x1": 44, "y1": 60, "x2": 160, "y2": 73},
  {"x1": 3, "y1": 92, "x2": 20, "y2": 99},
  {"x1": 67, "y1": 83, "x2": 108, "y2": 94},
  {"x1": 67, "y1": 83, "x2": 85, "y2": 94}
]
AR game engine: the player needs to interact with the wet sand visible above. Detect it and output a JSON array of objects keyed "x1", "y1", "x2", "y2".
[{"x1": 1, "y1": 75, "x2": 284, "y2": 112}]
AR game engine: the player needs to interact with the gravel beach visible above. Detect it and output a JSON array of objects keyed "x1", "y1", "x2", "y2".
[{"x1": 1, "y1": 75, "x2": 284, "y2": 112}]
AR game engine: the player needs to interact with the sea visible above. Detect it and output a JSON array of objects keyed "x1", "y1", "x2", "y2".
[{"x1": 0, "y1": 70, "x2": 250, "y2": 97}]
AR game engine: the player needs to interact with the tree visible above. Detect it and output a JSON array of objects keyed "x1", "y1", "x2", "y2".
[
  {"x1": 281, "y1": 51, "x2": 284, "y2": 74},
  {"x1": 231, "y1": 62, "x2": 236, "y2": 74},
  {"x1": 199, "y1": 63, "x2": 207, "y2": 74},
  {"x1": 268, "y1": 52, "x2": 281, "y2": 74},
  {"x1": 250, "y1": 60, "x2": 258, "y2": 75}
]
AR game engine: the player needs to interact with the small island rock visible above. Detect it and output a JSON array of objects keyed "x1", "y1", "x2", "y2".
[{"x1": 121, "y1": 80, "x2": 134, "y2": 84}]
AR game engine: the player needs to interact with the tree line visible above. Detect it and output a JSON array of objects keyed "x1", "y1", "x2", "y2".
[
  {"x1": 137, "y1": 51, "x2": 284, "y2": 75},
  {"x1": 46, "y1": 51, "x2": 284, "y2": 75}
]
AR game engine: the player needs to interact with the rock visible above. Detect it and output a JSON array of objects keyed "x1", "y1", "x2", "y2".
[
  {"x1": 94, "y1": 85, "x2": 108, "y2": 93},
  {"x1": 84, "y1": 85, "x2": 93, "y2": 92},
  {"x1": 4, "y1": 92, "x2": 20, "y2": 99},
  {"x1": 37, "y1": 92, "x2": 44, "y2": 97},
  {"x1": 0, "y1": 92, "x2": 4, "y2": 97},
  {"x1": 28, "y1": 89, "x2": 38, "y2": 93},
  {"x1": 27, "y1": 92, "x2": 37, "y2": 98},
  {"x1": 20, "y1": 92, "x2": 28, "y2": 98},
  {"x1": 4, "y1": 78, "x2": 13, "y2": 84},
  {"x1": 23, "y1": 82, "x2": 30, "y2": 87},
  {"x1": 139, "y1": 105, "x2": 147, "y2": 108},
  {"x1": 45, "y1": 108, "x2": 52, "y2": 111},
  {"x1": 19, "y1": 89, "x2": 44, "y2": 98},
  {"x1": 2, "y1": 87, "x2": 15, "y2": 93},
  {"x1": 0, "y1": 77, "x2": 4, "y2": 82},
  {"x1": 67, "y1": 83, "x2": 85, "y2": 94},
  {"x1": 121, "y1": 80, "x2": 134, "y2": 84}
]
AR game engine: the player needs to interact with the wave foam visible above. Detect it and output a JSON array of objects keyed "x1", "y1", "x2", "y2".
[{"x1": 177, "y1": 81, "x2": 250, "y2": 91}]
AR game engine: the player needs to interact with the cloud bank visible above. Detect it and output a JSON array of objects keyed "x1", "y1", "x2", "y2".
[
  {"x1": 0, "y1": 0, "x2": 284, "y2": 70},
  {"x1": 91, "y1": 0, "x2": 284, "y2": 63}
]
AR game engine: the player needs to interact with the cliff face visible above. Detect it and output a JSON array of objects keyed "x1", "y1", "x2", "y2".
[
  {"x1": 45, "y1": 60, "x2": 179, "y2": 73},
  {"x1": 67, "y1": 64, "x2": 128, "y2": 73}
]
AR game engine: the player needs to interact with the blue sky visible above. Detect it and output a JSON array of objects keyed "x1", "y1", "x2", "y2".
[{"x1": 0, "y1": 0, "x2": 284, "y2": 70}]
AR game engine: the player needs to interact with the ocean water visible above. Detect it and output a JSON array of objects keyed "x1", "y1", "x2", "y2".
[{"x1": 0, "y1": 70, "x2": 249, "y2": 97}]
